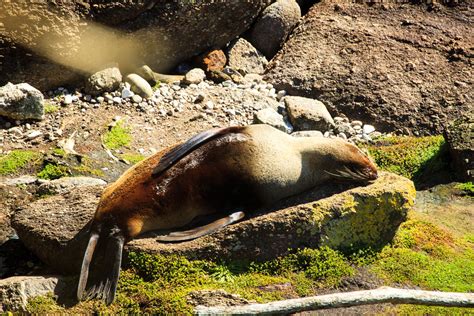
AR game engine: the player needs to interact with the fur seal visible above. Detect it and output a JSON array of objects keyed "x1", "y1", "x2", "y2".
[{"x1": 77, "y1": 124, "x2": 377, "y2": 304}]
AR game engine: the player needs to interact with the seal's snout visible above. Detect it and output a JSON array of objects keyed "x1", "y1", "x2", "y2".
[{"x1": 364, "y1": 166, "x2": 378, "y2": 181}]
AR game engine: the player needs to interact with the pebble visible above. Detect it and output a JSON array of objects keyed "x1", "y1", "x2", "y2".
[
  {"x1": 351, "y1": 120, "x2": 363, "y2": 127},
  {"x1": 97, "y1": 96, "x2": 105, "y2": 103},
  {"x1": 113, "y1": 97, "x2": 122, "y2": 104},
  {"x1": 363, "y1": 124, "x2": 375, "y2": 134},
  {"x1": 27, "y1": 130, "x2": 42, "y2": 140},
  {"x1": 121, "y1": 88, "x2": 134, "y2": 99},
  {"x1": 131, "y1": 95, "x2": 143, "y2": 104},
  {"x1": 63, "y1": 94, "x2": 73, "y2": 105}
]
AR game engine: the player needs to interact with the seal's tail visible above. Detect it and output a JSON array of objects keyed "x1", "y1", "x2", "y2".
[{"x1": 77, "y1": 223, "x2": 125, "y2": 305}]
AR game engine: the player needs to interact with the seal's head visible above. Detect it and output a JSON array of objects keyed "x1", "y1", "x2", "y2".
[{"x1": 320, "y1": 139, "x2": 378, "y2": 182}]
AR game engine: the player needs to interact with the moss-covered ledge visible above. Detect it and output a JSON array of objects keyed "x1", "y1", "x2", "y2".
[
  {"x1": 127, "y1": 172, "x2": 415, "y2": 261},
  {"x1": 12, "y1": 172, "x2": 414, "y2": 274}
]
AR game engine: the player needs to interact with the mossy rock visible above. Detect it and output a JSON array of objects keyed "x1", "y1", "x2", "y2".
[
  {"x1": 363, "y1": 135, "x2": 450, "y2": 187},
  {"x1": 11, "y1": 172, "x2": 414, "y2": 275},
  {"x1": 128, "y1": 172, "x2": 415, "y2": 260}
]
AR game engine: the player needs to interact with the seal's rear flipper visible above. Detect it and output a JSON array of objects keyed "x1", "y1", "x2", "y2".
[
  {"x1": 156, "y1": 211, "x2": 245, "y2": 242},
  {"x1": 152, "y1": 126, "x2": 245, "y2": 177},
  {"x1": 77, "y1": 225, "x2": 124, "y2": 305}
]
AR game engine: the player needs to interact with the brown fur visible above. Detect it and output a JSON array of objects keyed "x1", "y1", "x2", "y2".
[
  {"x1": 94, "y1": 124, "x2": 377, "y2": 239},
  {"x1": 78, "y1": 124, "x2": 377, "y2": 304}
]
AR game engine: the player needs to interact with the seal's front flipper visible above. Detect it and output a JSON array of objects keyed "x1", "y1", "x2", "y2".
[{"x1": 156, "y1": 211, "x2": 245, "y2": 242}]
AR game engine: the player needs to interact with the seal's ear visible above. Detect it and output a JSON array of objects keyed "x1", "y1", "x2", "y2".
[{"x1": 152, "y1": 126, "x2": 245, "y2": 177}]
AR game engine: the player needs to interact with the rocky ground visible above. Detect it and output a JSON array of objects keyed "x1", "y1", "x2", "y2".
[{"x1": 0, "y1": 0, "x2": 473, "y2": 314}]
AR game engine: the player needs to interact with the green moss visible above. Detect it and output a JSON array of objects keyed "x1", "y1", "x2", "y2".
[
  {"x1": 52, "y1": 148, "x2": 66, "y2": 157},
  {"x1": 393, "y1": 218, "x2": 456, "y2": 258},
  {"x1": 455, "y1": 182, "x2": 474, "y2": 196},
  {"x1": 398, "y1": 305, "x2": 474, "y2": 315},
  {"x1": 19, "y1": 215, "x2": 474, "y2": 314},
  {"x1": 37, "y1": 163, "x2": 69, "y2": 180},
  {"x1": 370, "y1": 213, "x2": 474, "y2": 293},
  {"x1": 27, "y1": 293, "x2": 62, "y2": 313},
  {"x1": 72, "y1": 164, "x2": 104, "y2": 177},
  {"x1": 103, "y1": 120, "x2": 132, "y2": 150},
  {"x1": 120, "y1": 153, "x2": 146, "y2": 165},
  {"x1": 372, "y1": 247, "x2": 474, "y2": 292},
  {"x1": 250, "y1": 247, "x2": 354, "y2": 287},
  {"x1": 364, "y1": 135, "x2": 448, "y2": 182},
  {"x1": 44, "y1": 103, "x2": 59, "y2": 114},
  {"x1": 0, "y1": 150, "x2": 42, "y2": 175}
]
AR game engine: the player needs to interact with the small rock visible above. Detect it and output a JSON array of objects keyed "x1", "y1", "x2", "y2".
[
  {"x1": 184, "y1": 68, "x2": 206, "y2": 85},
  {"x1": 62, "y1": 94, "x2": 73, "y2": 105},
  {"x1": 0, "y1": 275, "x2": 74, "y2": 312},
  {"x1": 26, "y1": 130, "x2": 42, "y2": 140},
  {"x1": 0, "y1": 82, "x2": 44, "y2": 120},
  {"x1": 227, "y1": 38, "x2": 268, "y2": 75},
  {"x1": 37, "y1": 176, "x2": 107, "y2": 196},
  {"x1": 195, "y1": 49, "x2": 227, "y2": 72},
  {"x1": 254, "y1": 107, "x2": 293, "y2": 133},
  {"x1": 194, "y1": 94, "x2": 206, "y2": 103},
  {"x1": 284, "y1": 96, "x2": 334, "y2": 131},
  {"x1": 112, "y1": 97, "x2": 122, "y2": 104},
  {"x1": 363, "y1": 124, "x2": 376, "y2": 134},
  {"x1": 351, "y1": 120, "x2": 363, "y2": 127},
  {"x1": 84, "y1": 63, "x2": 122, "y2": 96},
  {"x1": 125, "y1": 74, "x2": 154, "y2": 98},
  {"x1": 121, "y1": 87, "x2": 134, "y2": 99},
  {"x1": 131, "y1": 95, "x2": 143, "y2": 104},
  {"x1": 96, "y1": 96, "x2": 105, "y2": 103}
]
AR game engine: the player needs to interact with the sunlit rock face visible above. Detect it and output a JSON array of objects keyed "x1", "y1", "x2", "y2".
[{"x1": 0, "y1": 1, "x2": 271, "y2": 91}]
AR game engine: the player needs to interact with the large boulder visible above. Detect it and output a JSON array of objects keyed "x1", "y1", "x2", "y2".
[
  {"x1": 11, "y1": 172, "x2": 414, "y2": 274},
  {"x1": 0, "y1": 1, "x2": 271, "y2": 91},
  {"x1": 0, "y1": 82, "x2": 44, "y2": 120},
  {"x1": 264, "y1": 1, "x2": 472, "y2": 135},
  {"x1": 247, "y1": 0, "x2": 301, "y2": 59},
  {"x1": 444, "y1": 114, "x2": 474, "y2": 182}
]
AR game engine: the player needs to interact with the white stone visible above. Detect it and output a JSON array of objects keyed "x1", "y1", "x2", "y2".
[
  {"x1": 63, "y1": 94, "x2": 73, "y2": 105},
  {"x1": 26, "y1": 130, "x2": 42, "y2": 140},
  {"x1": 121, "y1": 87, "x2": 134, "y2": 99},
  {"x1": 363, "y1": 124, "x2": 376, "y2": 134},
  {"x1": 131, "y1": 95, "x2": 142, "y2": 104},
  {"x1": 184, "y1": 68, "x2": 206, "y2": 85},
  {"x1": 112, "y1": 97, "x2": 122, "y2": 104}
]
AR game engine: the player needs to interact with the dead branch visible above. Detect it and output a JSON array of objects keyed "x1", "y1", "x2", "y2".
[{"x1": 195, "y1": 287, "x2": 474, "y2": 315}]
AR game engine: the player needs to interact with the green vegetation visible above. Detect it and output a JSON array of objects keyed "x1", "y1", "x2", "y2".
[
  {"x1": 103, "y1": 120, "x2": 132, "y2": 150},
  {"x1": 37, "y1": 163, "x2": 69, "y2": 180},
  {"x1": 27, "y1": 293, "x2": 62, "y2": 313},
  {"x1": 0, "y1": 150, "x2": 42, "y2": 175},
  {"x1": 120, "y1": 153, "x2": 146, "y2": 164},
  {"x1": 456, "y1": 182, "x2": 474, "y2": 196},
  {"x1": 363, "y1": 135, "x2": 448, "y2": 183},
  {"x1": 25, "y1": 212, "x2": 473, "y2": 314},
  {"x1": 43, "y1": 103, "x2": 59, "y2": 114},
  {"x1": 249, "y1": 247, "x2": 354, "y2": 287},
  {"x1": 52, "y1": 148, "x2": 66, "y2": 157}
]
